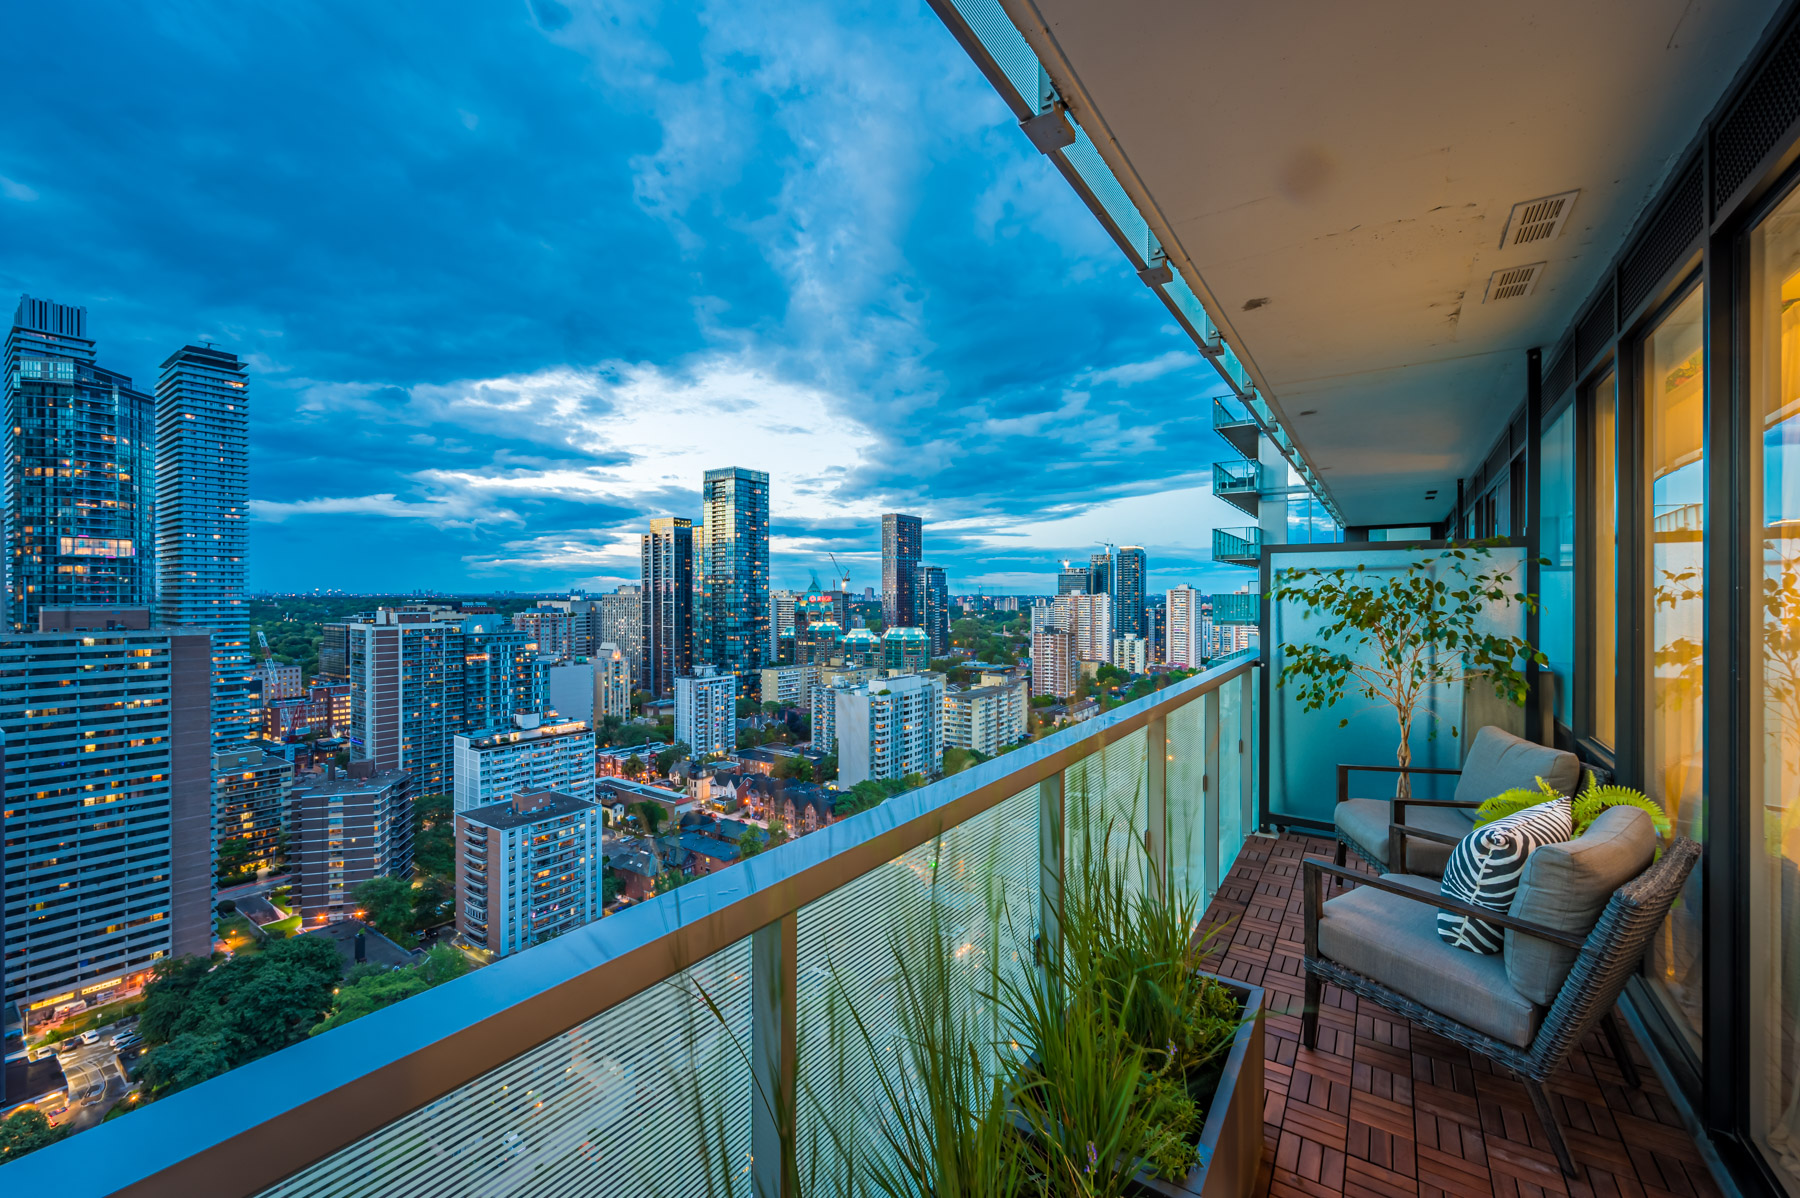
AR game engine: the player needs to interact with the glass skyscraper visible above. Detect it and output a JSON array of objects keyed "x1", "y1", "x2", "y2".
[
  {"x1": 640, "y1": 515, "x2": 694, "y2": 697},
  {"x1": 157, "y1": 344, "x2": 256, "y2": 749},
  {"x1": 915, "y1": 562, "x2": 949, "y2": 655},
  {"x1": 1115, "y1": 545, "x2": 1147, "y2": 638},
  {"x1": 881, "y1": 512, "x2": 921, "y2": 627},
  {"x1": 698, "y1": 467, "x2": 769, "y2": 682},
  {"x1": 3, "y1": 296, "x2": 154, "y2": 632}
]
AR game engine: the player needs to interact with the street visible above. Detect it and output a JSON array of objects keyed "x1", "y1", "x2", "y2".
[{"x1": 54, "y1": 1035, "x2": 133, "y2": 1132}]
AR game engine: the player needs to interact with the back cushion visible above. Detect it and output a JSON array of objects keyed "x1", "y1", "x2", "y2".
[
  {"x1": 1505, "y1": 806, "x2": 1657, "y2": 1004},
  {"x1": 1438, "y1": 798, "x2": 1573, "y2": 953},
  {"x1": 1454, "y1": 726, "x2": 1581, "y2": 805}
]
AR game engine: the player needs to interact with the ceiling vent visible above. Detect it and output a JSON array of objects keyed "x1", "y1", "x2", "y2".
[
  {"x1": 1498, "y1": 190, "x2": 1579, "y2": 249},
  {"x1": 1483, "y1": 262, "x2": 1546, "y2": 303}
]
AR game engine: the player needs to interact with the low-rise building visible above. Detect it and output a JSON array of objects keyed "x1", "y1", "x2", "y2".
[
  {"x1": 836, "y1": 672, "x2": 946, "y2": 787},
  {"x1": 455, "y1": 789, "x2": 603, "y2": 958},
  {"x1": 942, "y1": 681, "x2": 1029, "y2": 755},
  {"x1": 215, "y1": 747, "x2": 294, "y2": 877},
  {"x1": 674, "y1": 668, "x2": 736, "y2": 758},
  {"x1": 288, "y1": 763, "x2": 415, "y2": 925},
  {"x1": 882, "y1": 626, "x2": 930, "y2": 673},
  {"x1": 595, "y1": 776, "x2": 694, "y2": 829},
  {"x1": 253, "y1": 661, "x2": 305, "y2": 701}
]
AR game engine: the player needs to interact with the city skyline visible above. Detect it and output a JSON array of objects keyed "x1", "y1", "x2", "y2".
[{"x1": 0, "y1": 3, "x2": 1277, "y2": 600}]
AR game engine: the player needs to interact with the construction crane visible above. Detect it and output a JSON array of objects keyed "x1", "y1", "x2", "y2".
[
  {"x1": 828, "y1": 551, "x2": 852, "y2": 593},
  {"x1": 256, "y1": 629, "x2": 271, "y2": 658}
]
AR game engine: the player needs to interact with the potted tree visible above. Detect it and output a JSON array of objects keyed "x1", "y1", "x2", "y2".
[{"x1": 1270, "y1": 540, "x2": 1546, "y2": 797}]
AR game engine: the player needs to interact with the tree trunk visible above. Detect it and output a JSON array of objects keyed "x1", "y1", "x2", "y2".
[{"x1": 1394, "y1": 708, "x2": 1413, "y2": 799}]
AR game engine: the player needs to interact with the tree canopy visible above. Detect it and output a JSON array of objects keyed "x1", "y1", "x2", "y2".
[
  {"x1": 352, "y1": 875, "x2": 415, "y2": 943},
  {"x1": 311, "y1": 947, "x2": 468, "y2": 1037},
  {"x1": 0, "y1": 1109, "x2": 68, "y2": 1162}
]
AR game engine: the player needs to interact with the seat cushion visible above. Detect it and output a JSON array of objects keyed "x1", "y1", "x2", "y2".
[
  {"x1": 1438, "y1": 798, "x2": 1573, "y2": 953},
  {"x1": 1335, "y1": 799, "x2": 1475, "y2": 876},
  {"x1": 1505, "y1": 805, "x2": 1657, "y2": 1004},
  {"x1": 1318, "y1": 873, "x2": 1542, "y2": 1047},
  {"x1": 1454, "y1": 726, "x2": 1581, "y2": 806}
]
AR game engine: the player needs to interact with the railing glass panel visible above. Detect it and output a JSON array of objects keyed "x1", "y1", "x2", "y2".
[{"x1": 1064, "y1": 725, "x2": 1150, "y2": 895}]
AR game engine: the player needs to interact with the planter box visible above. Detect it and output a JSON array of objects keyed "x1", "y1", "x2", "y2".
[
  {"x1": 1009, "y1": 971, "x2": 1266, "y2": 1198},
  {"x1": 1133, "y1": 972, "x2": 1265, "y2": 1198}
]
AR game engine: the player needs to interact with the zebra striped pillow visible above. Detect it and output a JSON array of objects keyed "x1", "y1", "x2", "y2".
[{"x1": 1437, "y1": 798, "x2": 1573, "y2": 953}]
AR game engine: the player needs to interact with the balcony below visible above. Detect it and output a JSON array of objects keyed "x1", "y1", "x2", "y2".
[
  {"x1": 1214, "y1": 525, "x2": 1263, "y2": 567},
  {"x1": 1214, "y1": 396, "x2": 1262, "y2": 461},
  {"x1": 1214, "y1": 459, "x2": 1263, "y2": 517},
  {"x1": 1205, "y1": 831, "x2": 1719, "y2": 1198}
]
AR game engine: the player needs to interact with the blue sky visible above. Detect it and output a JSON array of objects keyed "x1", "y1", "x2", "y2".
[{"x1": 0, "y1": 0, "x2": 1255, "y2": 596}]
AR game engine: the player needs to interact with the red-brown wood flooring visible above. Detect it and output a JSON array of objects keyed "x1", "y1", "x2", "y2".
[{"x1": 1195, "y1": 832, "x2": 1720, "y2": 1198}]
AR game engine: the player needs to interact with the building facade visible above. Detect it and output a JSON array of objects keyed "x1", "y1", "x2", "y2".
[
  {"x1": 1166, "y1": 586, "x2": 1204, "y2": 668},
  {"x1": 942, "y1": 680, "x2": 1029, "y2": 756},
  {"x1": 697, "y1": 466, "x2": 769, "y2": 681},
  {"x1": 915, "y1": 563, "x2": 949, "y2": 655},
  {"x1": 1113, "y1": 632, "x2": 1149, "y2": 675},
  {"x1": 253, "y1": 662, "x2": 304, "y2": 701},
  {"x1": 455, "y1": 790, "x2": 604, "y2": 958},
  {"x1": 214, "y1": 745, "x2": 293, "y2": 877},
  {"x1": 156, "y1": 343, "x2": 258, "y2": 752},
  {"x1": 452, "y1": 715, "x2": 596, "y2": 814},
  {"x1": 640, "y1": 515, "x2": 694, "y2": 697},
  {"x1": 288, "y1": 764, "x2": 415, "y2": 924},
  {"x1": 1031, "y1": 626, "x2": 1078, "y2": 698},
  {"x1": 882, "y1": 625, "x2": 929, "y2": 673},
  {"x1": 674, "y1": 668, "x2": 736, "y2": 759},
  {"x1": 881, "y1": 512, "x2": 922, "y2": 627},
  {"x1": 1115, "y1": 546, "x2": 1147, "y2": 639},
  {"x1": 835, "y1": 672, "x2": 945, "y2": 787},
  {"x1": 511, "y1": 606, "x2": 576, "y2": 662},
  {"x1": 770, "y1": 589, "x2": 797, "y2": 659},
  {"x1": 759, "y1": 662, "x2": 817, "y2": 707},
  {"x1": 597, "y1": 586, "x2": 642, "y2": 675},
  {"x1": 1054, "y1": 592, "x2": 1114, "y2": 663},
  {"x1": 346, "y1": 609, "x2": 466, "y2": 794},
  {"x1": 4, "y1": 297, "x2": 154, "y2": 634},
  {"x1": 597, "y1": 642, "x2": 632, "y2": 719},
  {"x1": 1, "y1": 609, "x2": 214, "y2": 1027}
]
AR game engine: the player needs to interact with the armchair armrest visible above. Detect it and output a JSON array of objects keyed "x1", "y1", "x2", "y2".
[
  {"x1": 1388, "y1": 798, "x2": 1483, "y2": 864},
  {"x1": 1388, "y1": 821, "x2": 1463, "y2": 847},
  {"x1": 1301, "y1": 858, "x2": 1586, "y2": 962},
  {"x1": 1336, "y1": 763, "x2": 1464, "y2": 806}
]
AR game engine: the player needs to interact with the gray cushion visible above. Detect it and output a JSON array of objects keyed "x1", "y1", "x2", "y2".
[
  {"x1": 1454, "y1": 726, "x2": 1581, "y2": 806},
  {"x1": 1318, "y1": 873, "x2": 1542, "y2": 1047},
  {"x1": 1335, "y1": 799, "x2": 1475, "y2": 876},
  {"x1": 1505, "y1": 805, "x2": 1656, "y2": 1004}
]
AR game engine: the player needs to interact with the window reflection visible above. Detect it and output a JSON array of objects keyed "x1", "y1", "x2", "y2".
[
  {"x1": 1592, "y1": 371, "x2": 1618, "y2": 748},
  {"x1": 1749, "y1": 190, "x2": 1800, "y2": 1192},
  {"x1": 1644, "y1": 285, "x2": 1705, "y2": 1050},
  {"x1": 1540, "y1": 406, "x2": 1574, "y2": 728}
]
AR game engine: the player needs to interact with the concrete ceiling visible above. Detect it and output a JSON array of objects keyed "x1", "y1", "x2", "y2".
[{"x1": 1007, "y1": 0, "x2": 1781, "y2": 525}]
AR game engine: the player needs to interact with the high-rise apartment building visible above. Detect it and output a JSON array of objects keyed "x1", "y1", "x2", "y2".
[
  {"x1": 841, "y1": 627, "x2": 880, "y2": 668},
  {"x1": 1146, "y1": 600, "x2": 1168, "y2": 664},
  {"x1": 835, "y1": 672, "x2": 945, "y2": 787},
  {"x1": 456, "y1": 790, "x2": 604, "y2": 958},
  {"x1": 942, "y1": 680, "x2": 1029, "y2": 755},
  {"x1": 512, "y1": 606, "x2": 576, "y2": 661},
  {"x1": 1089, "y1": 550, "x2": 1114, "y2": 599},
  {"x1": 288, "y1": 763, "x2": 415, "y2": 924},
  {"x1": 598, "y1": 586, "x2": 643, "y2": 673},
  {"x1": 675, "y1": 668, "x2": 737, "y2": 759},
  {"x1": 156, "y1": 343, "x2": 256, "y2": 751},
  {"x1": 915, "y1": 564, "x2": 949, "y2": 655},
  {"x1": 2, "y1": 608, "x2": 213, "y2": 1029},
  {"x1": 4, "y1": 297, "x2": 154, "y2": 633},
  {"x1": 881, "y1": 513, "x2": 922, "y2": 627},
  {"x1": 771, "y1": 589, "x2": 798, "y2": 659},
  {"x1": 1115, "y1": 547, "x2": 1147, "y2": 638},
  {"x1": 1031, "y1": 626, "x2": 1078, "y2": 698},
  {"x1": 452, "y1": 715, "x2": 596, "y2": 814},
  {"x1": 1166, "y1": 586, "x2": 1204, "y2": 668},
  {"x1": 1054, "y1": 592, "x2": 1114, "y2": 663},
  {"x1": 346, "y1": 609, "x2": 465, "y2": 794},
  {"x1": 1057, "y1": 564, "x2": 1090, "y2": 595},
  {"x1": 759, "y1": 662, "x2": 818, "y2": 707},
  {"x1": 318, "y1": 622, "x2": 350, "y2": 683},
  {"x1": 1030, "y1": 597, "x2": 1056, "y2": 637},
  {"x1": 597, "y1": 641, "x2": 632, "y2": 719},
  {"x1": 462, "y1": 615, "x2": 547, "y2": 732},
  {"x1": 698, "y1": 467, "x2": 769, "y2": 682},
  {"x1": 215, "y1": 745, "x2": 294, "y2": 876},
  {"x1": 640, "y1": 516, "x2": 694, "y2": 697}
]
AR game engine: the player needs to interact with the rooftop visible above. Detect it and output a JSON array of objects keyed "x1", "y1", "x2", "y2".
[{"x1": 461, "y1": 789, "x2": 597, "y2": 831}]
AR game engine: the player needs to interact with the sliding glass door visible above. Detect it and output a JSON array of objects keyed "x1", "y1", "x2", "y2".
[{"x1": 1643, "y1": 284, "x2": 1706, "y2": 1051}]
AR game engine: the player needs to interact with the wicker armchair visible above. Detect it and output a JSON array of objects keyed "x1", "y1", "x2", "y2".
[
  {"x1": 1333, "y1": 725, "x2": 1583, "y2": 876},
  {"x1": 1300, "y1": 834, "x2": 1701, "y2": 1177}
]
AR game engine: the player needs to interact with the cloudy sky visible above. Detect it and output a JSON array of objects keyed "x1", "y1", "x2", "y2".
[{"x1": 0, "y1": 0, "x2": 1259, "y2": 596}]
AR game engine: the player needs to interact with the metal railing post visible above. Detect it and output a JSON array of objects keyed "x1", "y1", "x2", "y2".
[
  {"x1": 752, "y1": 913, "x2": 797, "y2": 1198},
  {"x1": 1202, "y1": 689, "x2": 1221, "y2": 900},
  {"x1": 1038, "y1": 772, "x2": 1064, "y2": 966},
  {"x1": 1146, "y1": 712, "x2": 1168, "y2": 879},
  {"x1": 1238, "y1": 669, "x2": 1256, "y2": 842}
]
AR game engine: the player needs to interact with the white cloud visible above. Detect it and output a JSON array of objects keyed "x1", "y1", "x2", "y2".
[
  {"x1": 249, "y1": 492, "x2": 509, "y2": 527},
  {"x1": 0, "y1": 176, "x2": 39, "y2": 202}
]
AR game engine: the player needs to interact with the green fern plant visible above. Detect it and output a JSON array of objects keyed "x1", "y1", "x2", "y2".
[{"x1": 1472, "y1": 771, "x2": 1671, "y2": 839}]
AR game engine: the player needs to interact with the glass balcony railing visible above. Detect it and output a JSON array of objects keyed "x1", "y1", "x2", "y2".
[
  {"x1": 1211, "y1": 396, "x2": 1261, "y2": 461},
  {"x1": 1212, "y1": 526, "x2": 1262, "y2": 567},
  {"x1": 1211, "y1": 591, "x2": 1260, "y2": 626},
  {"x1": 1212, "y1": 459, "x2": 1262, "y2": 517},
  {"x1": 4, "y1": 656, "x2": 1262, "y2": 1198}
]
